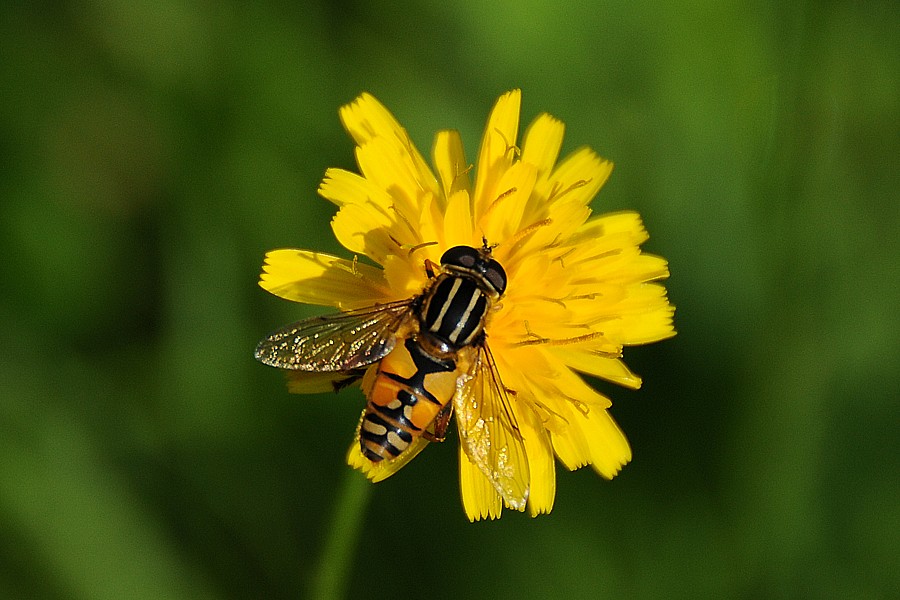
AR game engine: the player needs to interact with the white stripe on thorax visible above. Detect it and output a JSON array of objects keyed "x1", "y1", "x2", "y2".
[
  {"x1": 428, "y1": 277, "x2": 462, "y2": 334},
  {"x1": 449, "y1": 288, "x2": 483, "y2": 344}
]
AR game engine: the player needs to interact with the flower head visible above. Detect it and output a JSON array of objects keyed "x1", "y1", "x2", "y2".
[{"x1": 258, "y1": 90, "x2": 675, "y2": 520}]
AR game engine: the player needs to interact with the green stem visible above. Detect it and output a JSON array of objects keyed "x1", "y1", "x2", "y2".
[{"x1": 307, "y1": 469, "x2": 371, "y2": 600}]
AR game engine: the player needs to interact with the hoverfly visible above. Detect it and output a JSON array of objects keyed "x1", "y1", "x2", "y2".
[{"x1": 255, "y1": 243, "x2": 529, "y2": 510}]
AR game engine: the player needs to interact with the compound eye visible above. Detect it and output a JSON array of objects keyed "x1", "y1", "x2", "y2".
[
  {"x1": 483, "y1": 260, "x2": 507, "y2": 295},
  {"x1": 440, "y1": 245, "x2": 479, "y2": 268}
]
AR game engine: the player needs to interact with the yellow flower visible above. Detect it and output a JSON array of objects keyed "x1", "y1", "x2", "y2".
[{"x1": 258, "y1": 90, "x2": 675, "y2": 520}]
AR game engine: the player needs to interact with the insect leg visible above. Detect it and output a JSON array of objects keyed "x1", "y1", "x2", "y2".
[
  {"x1": 424, "y1": 258, "x2": 439, "y2": 279},
  {"x1": 331, "y1": 369, "x2": 367, "y2": 393},
  {"x1": 423, "y1": 403, "x2": 453, "y2": 442}
]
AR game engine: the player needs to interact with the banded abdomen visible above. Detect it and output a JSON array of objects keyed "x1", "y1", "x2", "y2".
[{"x1": 360, "y1": 337, "x2": 462, "y2": 461}]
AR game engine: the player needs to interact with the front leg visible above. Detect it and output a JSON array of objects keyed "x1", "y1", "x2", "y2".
[{"x1": 424, "y1": 258, "x2": 439, "y2": 280}]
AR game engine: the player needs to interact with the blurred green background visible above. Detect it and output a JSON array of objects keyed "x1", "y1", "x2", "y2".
[{"x1": 1, "y1": 1, "x2": 897, "y2": 598}]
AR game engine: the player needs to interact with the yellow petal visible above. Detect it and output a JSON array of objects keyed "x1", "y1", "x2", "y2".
[
  {"x1": 346, "y1": 428, "x2": 430, "y2": 483},
  {"x1": 549, "y1": 401, "x2": 631, "y2": 478},
  {"x1": 318, "y1": 167, "x2": 394, "y2": 209},
  {"x1": 508, "y1": 353, "x2": 614, "y2": 445},
  {"x1": 259, "y1": 249, "x2": 390, "y2": 309},
  {"x1": 521, "y1": 112, "x2": 564, "y2": 180},
  {"x1": 619, "y1": 308, "x2": 677, "y2": 345},
  {"x1": 550, "y1": 197, "x2": 594, "y2": 235},
  {"x1": 283, "y1": 371, "x2": 358, "y2": 394},
  {"x1": 547, "y1": 147, "x2": 613, "y2": 208},
  {"x1": 412, "y1": 191, "x2": 445, "y2": 254},
  {"x1": 381, "y1": 254, "x2": 430, "y2": 300},
  {"x1": 598, "y1": 283, "x2": 676, "y2": 345},
  {"x1": 572, "y1": 210, "x2": 648, "y2": 247},
  {"x1": 518, "y1": 412, "x2": 556, "y2": 517},
  {"x1": 320, "y1": 169, "x2": 397, "y2": 260},
  {"x1": 322, "y1": 162, "x2": 441, "y2": 258},
  {"x1": 580, "y1": 251, "x2": 669, "y2": 285},
  {"x1": 549, "y1": 401, "x2": 592, "y2": 470},
  {"x1": 541, "y1": 363, "x2": 617, "y2": 409},
  {"x1": 355, "y1": 136, "x2": 439, "y2": 219},
  {"x1": 473, "y1": 90, "x2": 521, "y2": 220},
  {"x1": 330, "y1": 204, "x2": 396, "y2": 262},
  {"x1": 339, "y1": 93, "x2": 439, "y2": 200},
  {"x1": 432, "y1": 129, "x2": 471, "y2": 204},
  {"x1": 622, "y1": 254, "x2": 671, "y2": 283},
  {"x1": 556, "y1": 348, "x2": 643, "y2": 389},
  {"x1": 442, "y1": 189, "x2": 475, "y2": 249},
  {"x1": 478, "y1": 161, "x2": 537, "y2": 244},
  {"x1": 563, "y1": 224, "x2": 648, "y2": 273},
  {"x1": 583, "y1": 407, "x2": 632, "y2": 479},
  {"x1": 458, "y1": 445, "x2": 503, "y2": 521},
  {"x1": 339, "y1": 92, "x2": 403, "y2": 146},
  {"x1": 518, "y1": 196, "x2": 595, "y2": 255}
]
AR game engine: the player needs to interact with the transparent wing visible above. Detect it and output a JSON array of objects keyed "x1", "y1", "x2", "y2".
[
  {"x1": 255, "y1": 299, "x2": 415, "y2": 371},
  {"x1": 453, "y1": 344, "x2": 530, "y2": 510}
]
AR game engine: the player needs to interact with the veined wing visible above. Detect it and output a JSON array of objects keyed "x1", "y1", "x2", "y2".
[
  {"x1": 453, "y1": 344, "x2": 530, "y2": 511},
  {"x1": 255, "y1": 299, "x2": 415, "y2": 371}
]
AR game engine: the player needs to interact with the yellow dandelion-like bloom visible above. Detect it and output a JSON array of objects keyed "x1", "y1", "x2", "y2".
[{"x1": 257, "y1": 90, "x2": 675, "y2": 521}]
